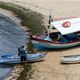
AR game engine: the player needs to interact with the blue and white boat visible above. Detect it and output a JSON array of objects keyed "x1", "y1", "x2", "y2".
[
  {"x1": 31, "y1": 17, "x2": 80, "y2": 50},
  {"x1": 0, "y1": 52, "x2": 46, "y2": 64}
]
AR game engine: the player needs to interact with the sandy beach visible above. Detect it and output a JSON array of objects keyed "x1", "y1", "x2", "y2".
[
  {"x1": 0, "y1": 0, "x2": 80, "y2": 80},
  {"x1": 1, "y1": 0, "x2": 80, "y2": 17}
]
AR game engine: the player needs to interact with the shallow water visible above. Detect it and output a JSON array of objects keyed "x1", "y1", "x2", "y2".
[{"x1": 0, "y1": 14, "x2": 27, "y2": 79}]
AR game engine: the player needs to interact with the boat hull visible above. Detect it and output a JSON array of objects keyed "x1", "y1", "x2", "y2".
[
  {"x1": 0, "y1": 53, "x2": 46, "y2": 64},
  {"x1": 32, "y1": 39, "x2": 80, "y2": 50}
]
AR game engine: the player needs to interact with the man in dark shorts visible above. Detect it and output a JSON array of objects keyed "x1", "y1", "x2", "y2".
[{"x1": 18, "y1": 46, "x2": 27, "y2": 62}]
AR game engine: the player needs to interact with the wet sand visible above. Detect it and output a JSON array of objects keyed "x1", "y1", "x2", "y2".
[
  {"x1": 30, "y1": 48, "x2": 80, "y2": 80},
  {"x1": 0, "y1": 0, "x2": 80, "y2": 80}
]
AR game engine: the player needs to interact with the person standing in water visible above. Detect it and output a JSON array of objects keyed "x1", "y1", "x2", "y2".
[{"x1": 18, "y1": 45, "x2": 27, "y2": 62}]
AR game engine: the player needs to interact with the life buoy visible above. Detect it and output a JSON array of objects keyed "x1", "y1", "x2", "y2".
[{"x1": 62, "y1": 21, "x2": 71, "y2": 28}]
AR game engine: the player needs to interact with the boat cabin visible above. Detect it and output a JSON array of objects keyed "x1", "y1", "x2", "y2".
[{"x1": 48, "y1": 18, "x2": 80, "y2": 43}]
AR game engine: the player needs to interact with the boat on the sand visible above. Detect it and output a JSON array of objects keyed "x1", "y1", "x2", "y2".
[
  {"x1": 31, "y1": 17, "x2": 80, "y2": 50},
  {"x1": 60, "y1": 54, "x2": 80, "y2": 64}
]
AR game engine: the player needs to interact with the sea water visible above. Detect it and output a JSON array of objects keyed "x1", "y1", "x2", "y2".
[{"x1": 0, "y1": 14, "x2": 27, "y2": 80}]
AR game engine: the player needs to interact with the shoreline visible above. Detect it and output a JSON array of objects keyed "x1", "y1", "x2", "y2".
[
  {"x1": 0, "y1": 3, "x2": 46, "y2": 80},
  {"x1": 5, "y1": 65, "x2": 24, "y2": 80},
  {"x1": 0, "y1": 8, "x2": 28, "y2": 80},
  {"x1": 0, "y1": 4, "x2": 44, "y2": 80}
]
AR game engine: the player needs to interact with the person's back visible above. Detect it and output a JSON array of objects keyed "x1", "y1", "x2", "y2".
[
  {"x1": 18, "y1": 46, "x2": 27, "y2": 62},
  {"x1": 18, "y1": 47, "x2": 26, "y2": 56}
]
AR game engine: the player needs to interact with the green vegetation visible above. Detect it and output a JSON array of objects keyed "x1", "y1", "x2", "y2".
[{"x1": 0, "y1": 2, "x2": 46, "y2": 35}]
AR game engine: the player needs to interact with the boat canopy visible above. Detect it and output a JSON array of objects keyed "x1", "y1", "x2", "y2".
[{"x1": 50, "y1": 18, "x2": 80, "y2": 35}]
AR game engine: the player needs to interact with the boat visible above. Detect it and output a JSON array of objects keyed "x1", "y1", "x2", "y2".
[
  {"x1": 0, "y1": 52, "x2": 46, "y2": 64},
  {"x1": 60, "y1": 54, "x2": 80, "y2": 64},
  {"x1": 31, "y1": 17, "x2": 80, "y2": 50}
]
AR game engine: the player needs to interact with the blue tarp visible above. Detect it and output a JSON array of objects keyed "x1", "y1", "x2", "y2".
[{"x1": 59, "y1": 33, "x2": 77, "y2": 43}]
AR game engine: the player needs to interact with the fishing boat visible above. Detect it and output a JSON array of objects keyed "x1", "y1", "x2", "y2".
[
  {"x1": 31, "y1": 17, "x2": 80, "y2": 50},
  {"x1": 0, "y1": 52, "x2": 46, "y2": 64},
  {"x1": 60, "y1": 54, "x2": 80, "y2": 64}
]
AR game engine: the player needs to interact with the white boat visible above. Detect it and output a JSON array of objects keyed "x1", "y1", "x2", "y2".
[{"x1": 60, "y1": 54, "x2": 80, "y2": 64}]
